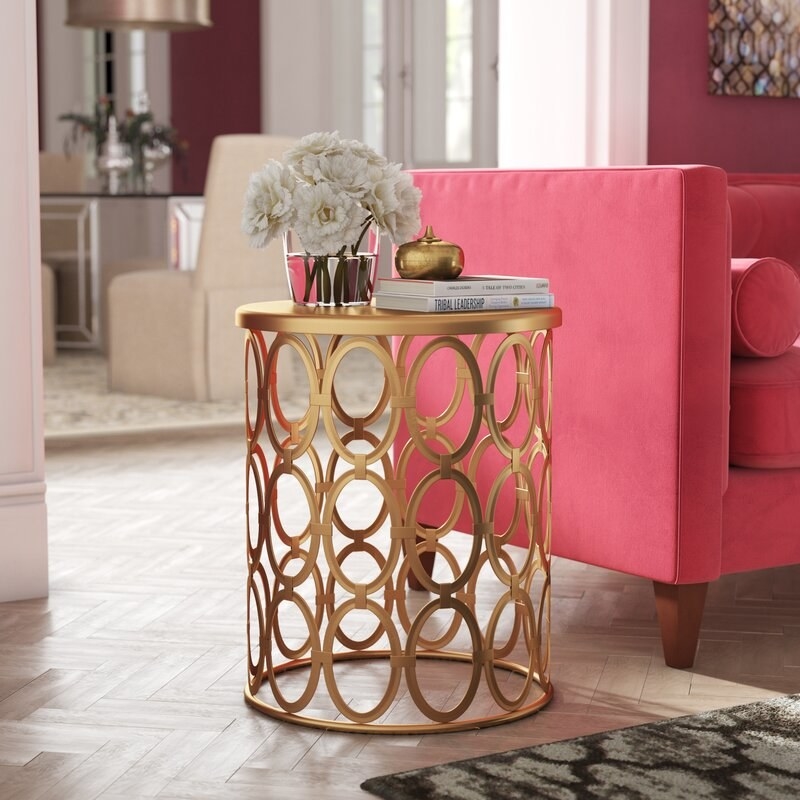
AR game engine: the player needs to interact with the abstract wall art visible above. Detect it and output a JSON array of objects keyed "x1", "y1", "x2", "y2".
[{"x1": 709, "y1": 0, "x2": 800, "y2": 97}]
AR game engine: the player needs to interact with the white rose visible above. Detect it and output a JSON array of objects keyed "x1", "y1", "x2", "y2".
[
  {"x1": 313, "y1": 151, "x2": 371, "y2": 198},
  {"x1": 292, "y1": 182, "x2": 367, "y2": 254},
  {"x1": 284, "y1": 131, "x2": 344, "y2": 182},
  {"x1": 370, "y1": 171, "x2": 421, "y2": 244},
  {"x1": 241, "y1": 159, "x2": 296, "y2": 247},
  {"x1": 341, "y1": 137, "x2": 388, "y2": 170}
]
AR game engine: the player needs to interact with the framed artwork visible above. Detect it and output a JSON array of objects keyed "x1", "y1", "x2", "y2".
[{"x1": 709, "y1": 0, "x2": 800, "y2": 97}]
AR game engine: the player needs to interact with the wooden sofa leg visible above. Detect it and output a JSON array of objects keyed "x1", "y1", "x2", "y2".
[
  {"x1": 653, "y1": 581, "x2": 708, "y2": 669},
  {"x1": 407, "y1": 528, "x2": 436, "y2": 591}
]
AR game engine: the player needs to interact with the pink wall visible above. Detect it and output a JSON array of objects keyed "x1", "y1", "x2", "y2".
[
  {"x1": 648, "y1": 0, "x2": 800, "y2": 172},
  {"x1": 170, "y1": 0, "x2": 261, "y2": 194}
]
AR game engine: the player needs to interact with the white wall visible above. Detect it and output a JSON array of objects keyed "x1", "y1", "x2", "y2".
[
  {"x1": 262, "y1": 0, "x2": 334, "y2": 137},
  {"x1": 498, "y1": 0, "x2": 588, "y2": 168},
  {"x1": 0, "y1": 0, "x2": 49, "y2": 602},
  {"x1": 40, "y1": 0, "x2": 85, "y2": 153},
  {"x1": 498, "y1": 0, "x2": 649, "y2": 168}
]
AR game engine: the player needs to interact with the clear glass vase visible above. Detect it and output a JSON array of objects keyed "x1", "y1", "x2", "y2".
[{"x1": 283, "y1": 228, "x2": 379, "y2": 307}]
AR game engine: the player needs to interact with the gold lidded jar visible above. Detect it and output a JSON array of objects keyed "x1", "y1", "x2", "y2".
[{"x1": 395, "y1": 225, "x2": 464, "y2": 280}]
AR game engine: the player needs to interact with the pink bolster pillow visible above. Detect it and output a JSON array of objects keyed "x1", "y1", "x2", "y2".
[{"x1": 730, "y1": 257, "x2": 800, "y2": 357}]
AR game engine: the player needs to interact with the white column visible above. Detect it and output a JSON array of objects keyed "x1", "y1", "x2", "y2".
[
  {"x1": 498, "y1": 0, "x2": 589, "y2": 168},
  {"x1": 587, "y1": 0, "x2": 650, "y2": 166},
  {"x1": 498, "y1": 0, "x2": 648, "y2": 168},
  {"x1": 0, "y1": 0, "x2": 49, "y2": 602}
]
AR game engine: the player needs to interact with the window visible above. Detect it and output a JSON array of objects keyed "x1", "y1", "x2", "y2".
[
  {"x1": 362, "y1": 0, "x2": 385, "y2": 154},
  {"x1": 331, "y1": 0, "x2": 497, "y2": 168},
  {"x1": 128, "y1": 31, "x2": 147, "y2": 110},
  {"x1": 84, "y1": 30, "x2": 115, "y2": 109},
  {"x1": 444, "y1": 0, "x2": 473, "y2": 162},
  {"x1": 410, "y1": 0, "x2": 474, "y2": 165},
  {"x1": 85, "y1": 30, "x2": 149, "y2": 116}
]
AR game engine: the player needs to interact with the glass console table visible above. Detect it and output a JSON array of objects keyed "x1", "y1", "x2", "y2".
[
  {"x1": 235, "y1": 301, "x2": 562, "y2": 733},
  {"x1": 40, "y1": 193, "x2": 204, "y2": 349}
]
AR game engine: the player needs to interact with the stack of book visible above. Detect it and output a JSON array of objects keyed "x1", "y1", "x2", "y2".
[{"x1": 373, "y1": 275, "x2": 553, "y2": 312}]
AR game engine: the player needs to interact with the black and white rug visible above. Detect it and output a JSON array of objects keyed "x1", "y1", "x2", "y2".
[{"x1": 361, "y1": 694, "x2": 800, "y2": 799}]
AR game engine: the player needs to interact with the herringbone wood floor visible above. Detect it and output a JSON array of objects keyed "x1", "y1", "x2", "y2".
[{"x1": 1, "y1": 430, "x2": 798, "y2": 799}]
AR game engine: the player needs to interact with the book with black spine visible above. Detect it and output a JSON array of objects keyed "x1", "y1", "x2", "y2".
[
  {"x1": 377, "y1": 274, "x2": 550, "y2": 297},
  {"x1": 374, "y1": 292, "x2": 556, "y2": 313}
]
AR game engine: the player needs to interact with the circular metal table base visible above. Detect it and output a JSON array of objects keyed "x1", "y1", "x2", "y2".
[{"x1": 244, "y1": 650, "x2": 553, "y2": 734}]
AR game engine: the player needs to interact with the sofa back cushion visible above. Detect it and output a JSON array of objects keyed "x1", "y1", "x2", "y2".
[
  {"x1": 731, "y1": 257, "x2": 800, "y2": 358},
  {"x1": 727, "y1": 175, "x2": 800, "y2": 269}
]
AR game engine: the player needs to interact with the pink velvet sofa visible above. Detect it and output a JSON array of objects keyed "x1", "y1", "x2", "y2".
[{"x1": 404, "y1": 165, "x2": 800, "y2": 668}]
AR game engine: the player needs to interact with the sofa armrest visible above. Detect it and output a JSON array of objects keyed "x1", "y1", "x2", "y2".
[{"x1": 407, "y1": 166, "x2": 730, "y2": 584}]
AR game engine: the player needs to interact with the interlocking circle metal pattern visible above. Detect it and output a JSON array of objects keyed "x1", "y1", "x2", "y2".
[{"x1": 237, "y1": 302, "x2": 559, "y2": 733}]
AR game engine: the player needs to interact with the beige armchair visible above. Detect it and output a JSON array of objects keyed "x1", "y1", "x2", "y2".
[
  {"x1": 107, "y1": 134, "x2": 296, "y2": 402},
  {"x1": 39, "y1": 152, "x2": 86, "y2": 194}
]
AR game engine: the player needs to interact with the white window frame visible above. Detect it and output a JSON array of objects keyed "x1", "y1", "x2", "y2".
[
  {"x1": 384, "y1": 0, "x2": 498, "y2": 168},
  {"x1": 323, "y1": 0, "x2": 498, "y2": 168}
]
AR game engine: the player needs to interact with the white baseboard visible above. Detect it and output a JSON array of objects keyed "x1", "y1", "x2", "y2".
[{"x1": 0, "y1": 495, "x2": 49, "y2": 603}]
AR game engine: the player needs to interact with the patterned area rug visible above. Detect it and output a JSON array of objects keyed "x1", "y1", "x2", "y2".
[
  {"x1": 361, "y1": 695, "x2": 800, "y2": 800},
  {"x1": 44, "y1": 352, "x2": 244, "y2": 442},
  {"x1": 44, "y1": 349, "x2": 382, "y2": 443}
]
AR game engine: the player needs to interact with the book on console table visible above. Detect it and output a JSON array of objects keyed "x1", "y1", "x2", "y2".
[
  {"x1": 374, "y1": 292, "x2": 555, "y2": 313},
  {"x1": 377, "y1": 274, "x2": 550, "y2": 297}
]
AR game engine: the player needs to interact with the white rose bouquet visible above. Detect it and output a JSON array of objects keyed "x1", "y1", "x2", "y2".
[{"x1": 242, "y1": 131, "x2": 422, "y2": 305}]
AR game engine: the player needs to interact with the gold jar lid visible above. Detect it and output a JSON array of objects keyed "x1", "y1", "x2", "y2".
[{"x1": 395, "y1": 225, "x2": 464, "y2": 280}]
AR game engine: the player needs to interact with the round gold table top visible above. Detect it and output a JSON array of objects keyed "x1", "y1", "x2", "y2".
[{"x1": 235, "y1": 300, "x2": 562, "y2": 336}]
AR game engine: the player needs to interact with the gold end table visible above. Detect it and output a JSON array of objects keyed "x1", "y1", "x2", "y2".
[{"x1": 235, "y1": 300, "x2": 561, "y2": 733}]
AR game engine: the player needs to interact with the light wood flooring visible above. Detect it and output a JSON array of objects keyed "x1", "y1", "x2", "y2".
[{"x1": 0, "y1": 430, "x2": 798, "y2": 799}]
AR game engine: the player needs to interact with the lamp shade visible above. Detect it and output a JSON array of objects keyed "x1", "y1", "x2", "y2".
[{"x1": 66, "y1": 0, "x2": 212, "y2": 31}]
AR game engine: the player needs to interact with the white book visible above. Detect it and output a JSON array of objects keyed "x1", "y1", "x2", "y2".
[
  {"x1": 374, "y1": 292, "x2": 556, "y2": 313},
  {"x1": 377, "y1": 274, "x2": 550, "y2": 297}
]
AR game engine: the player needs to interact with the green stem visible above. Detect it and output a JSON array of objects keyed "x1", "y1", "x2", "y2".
[
  {"x1": 319, "y1": 257, "x2": 332, "y2": 303},
  {"x1": 333, "y1": 257, "x2": 348, "y2": 304},
  {"x1": 341, "y1": 257, "x2": 351, "y2": 303},
  {"x1": 302, "y1": 255, "x2": 314, "y2": 303},
  {"x1": 351, "y1": 216, "x2": 375, "y2": 255},
  {"x1": 355, "y1": 256, "x2": 370, "y2": 300}
]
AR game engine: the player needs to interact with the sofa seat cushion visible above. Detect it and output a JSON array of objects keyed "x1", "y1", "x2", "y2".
[
  {"x1": 731, "y1": 257, "x2": 800, "y2": 357},
  {"x1": 730, "y1": 346, "x2": 800, "y2": 467}
]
